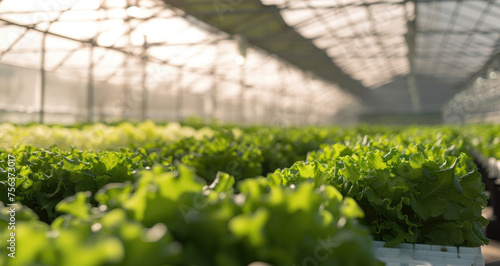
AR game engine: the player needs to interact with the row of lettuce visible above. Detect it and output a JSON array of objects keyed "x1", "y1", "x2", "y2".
[
  {"x1": 0, "y1": 122, "x2": 497, "y2": 266},
  {"x1": 462, "y1": 124, "x2": 500, "y2": 159}
]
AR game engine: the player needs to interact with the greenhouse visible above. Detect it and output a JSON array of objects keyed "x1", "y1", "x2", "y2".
[{"x1": 1, "y1": 0, "x2": 500, "y2": 265}]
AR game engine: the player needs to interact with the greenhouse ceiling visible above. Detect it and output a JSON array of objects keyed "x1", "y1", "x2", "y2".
[
  {"x1": 166, "y1": 0, "x2": 500, "y2": 113},
  {"x1": 0, "y1": 0, "x2": 500, "y2": 121},
  {"x1": 0, "y1": 0, "x2": 359, "y2": 125}
]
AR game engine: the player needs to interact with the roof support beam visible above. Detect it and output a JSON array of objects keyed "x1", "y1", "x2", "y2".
[
  {"x1": 185, "y1": 2, "x2": 407, "y2": 16},
  {"x1": 164, "y1": 0, "x2": 370, "y2": 97},
  {"x1": 0, "y1": 18, "x2": 218, "y2": 78}
]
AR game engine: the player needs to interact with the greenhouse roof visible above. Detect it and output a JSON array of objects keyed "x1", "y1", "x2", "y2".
[
  {"x1": 166, "y1": 0, "x2": 500, "y2": 113},
  {"x1": 165, "y1": 0, "x2": 370, "y2": 97}
]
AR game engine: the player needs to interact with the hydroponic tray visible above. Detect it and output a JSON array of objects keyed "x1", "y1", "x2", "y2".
[{"x1": 373, "y1": 241, "x2": 484, "y2": 266}]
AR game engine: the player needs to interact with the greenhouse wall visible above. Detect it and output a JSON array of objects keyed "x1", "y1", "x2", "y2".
[
  {"x1": 443, "y1": 53, "x2": 500, "y2": 124},
  {"x1": 0, "y1": 0, "x2": 360, "y2": 126}
]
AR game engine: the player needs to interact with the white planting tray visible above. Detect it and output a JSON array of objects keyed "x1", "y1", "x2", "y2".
[{"x1": 373, "y1": 241, "x2": 484, "y2": 266}]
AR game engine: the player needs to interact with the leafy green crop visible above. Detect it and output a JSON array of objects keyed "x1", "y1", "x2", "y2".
[
  {"x1": 276, "y1": 142, "x2": 489, "y2": 247},
  {"x1": 0, "y1": 146, "x2": 151, "y2": 223},
  {"x1": 158, "y1": 131, "x2": 263, "y2": 182},
  {"x1": 0, "y1": 165, "x2": 381, "y2": 266},
  {"x1": 0, "y1": 122, "x2": 493, "y2": 266},
  {"x1": 460, "y1": 124, "x2": 500, "y2": 159}
]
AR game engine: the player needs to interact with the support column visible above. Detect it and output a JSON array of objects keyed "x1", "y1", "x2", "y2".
[
  {"x1": 306, "y1": 73, "x2": 314, "y2": 125},
  {"x1": 87, "y1": 44, "x2": 94, "y2": 123},
  {"x1": 140, "y1": 41, "x2": 148, "y2": 121},
  {"x1": 176, "y1": 68, "x2": 183, "y2": 121},
  {"x1": 141, "y1": 58, "x2": 147, "y2": 120},
  {"x1": 211, "y1": 39, "x2": 220, "y2": 122},
  {"x1": 121, "y1": 55, "x2": 130, "y2": 119},
  {"x1": 40, "y1": 33, "x2": 47, "y2": 124},
  {"x1": 276, "y1": 64, "x2": 288, "y2": 125},
  {"x1": 123, "y1": 2, "x2": 132, "y2": 119},
  {"x1": 235, "y1": 34, "x2": 247, "y2": 124},
  {"x1": 211, "y1": 69, "x2": 218, "y2": 120},
  {"x1": 405, "y1": 1, "x2": 420, "y2": 113},
  {"x1": 239, "y1": 61, "x2": 246, "y2": 123}
]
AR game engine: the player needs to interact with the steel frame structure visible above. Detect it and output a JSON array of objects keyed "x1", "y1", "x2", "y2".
[{"x1": 1, "y1": 0, "x2": 499, "y2": 124}]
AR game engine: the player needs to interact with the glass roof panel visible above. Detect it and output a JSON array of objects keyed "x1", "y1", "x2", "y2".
[
  {"x1": 278, "y1": 0, "x2": 410, "y2": 88},
  {"x1": 414, "y1": 0, "x2": 500, "y2": 86},
  {"x1": 0, "y1": 0, "x2": 430, "y2": 121}
]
